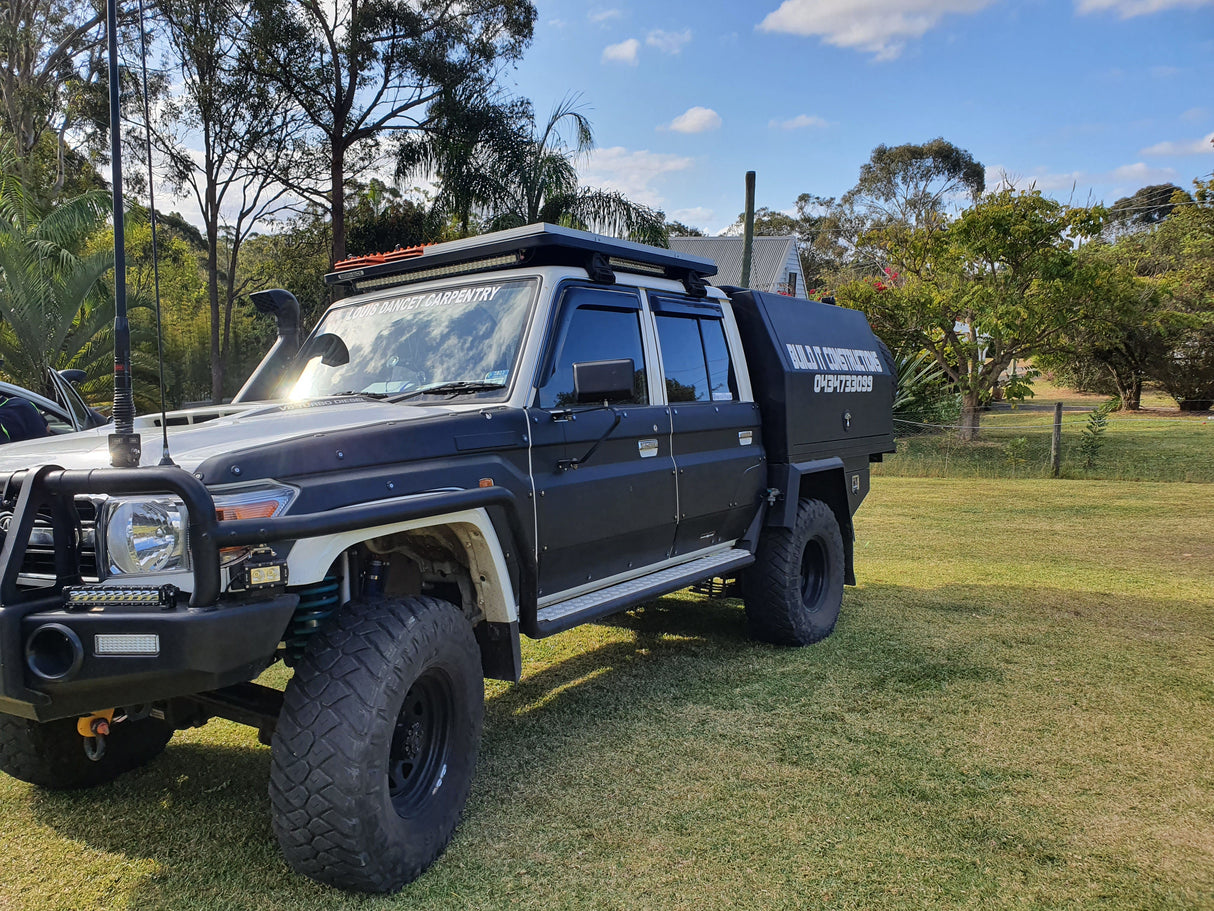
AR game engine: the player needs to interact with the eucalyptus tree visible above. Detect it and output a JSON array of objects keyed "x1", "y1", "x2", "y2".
[
  {"x1": 0, "y1": 0, "x2": 111, "y2": 201},
  {"x1": 844, "y1": 138, "x2": 985, "y2": 230},
  {"x1": 246, "y1": 0, "x2": 536, "y2": 267},
  {"x1": 152, "y1": 0, "x2": 303, "y2": 402}
]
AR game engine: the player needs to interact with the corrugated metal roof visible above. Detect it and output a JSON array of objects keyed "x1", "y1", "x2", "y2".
[{"x1": 667, "y1": 235, "x2": 799, "y2": 292}]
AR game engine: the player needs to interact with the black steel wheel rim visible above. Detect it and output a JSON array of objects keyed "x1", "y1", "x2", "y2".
[
  {"x1": 388, "y1": 669, "x2": 453, "y2": 818},
  {"x1": 800, "y1": 537, "x2": 827, "y2": 612}
]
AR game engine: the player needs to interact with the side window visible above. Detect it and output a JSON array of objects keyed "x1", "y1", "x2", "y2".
[
  {"x1": 537, "y1": 287, "x2": 648, "y2": 409},
  {"x1": 655, "y1": 313, "x2": 737, "y2": 404}
]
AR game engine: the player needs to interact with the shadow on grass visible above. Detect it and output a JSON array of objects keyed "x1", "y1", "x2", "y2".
[{"x1": 21, "y1": 581, "x2": 1202, "y2": 910}]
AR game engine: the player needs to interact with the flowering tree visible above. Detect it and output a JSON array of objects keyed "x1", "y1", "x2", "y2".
[{"x1": 842, "y1": 189, "x2": 1106, "y2": 440}]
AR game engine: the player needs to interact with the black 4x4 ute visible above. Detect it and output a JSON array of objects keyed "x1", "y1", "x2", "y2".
[{"x1": 0, "y1": 224, "x2": 894, "y2": 892}]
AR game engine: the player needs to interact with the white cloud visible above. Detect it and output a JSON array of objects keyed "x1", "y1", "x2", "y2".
[
  {"x1": 602, "y1": 38, "x2": 640, "y2": 64},
  {"x1": 1180, "y1": 107, "x2": 1210, "y2": 122},
  {"x1": 580, "y1": 147, "x2": 695, "y2": 208},
  {"x1": 671, "y1": 207, "x2": 715, "y2": 227},
  {"x1": 1140, "y1": 132, "x2": 1214, "y2": 155},
  {"x1": 770, "y1": 114, "x2": 829, "y2": 129},
  {"x1": 1075, "y1": 0, "x2": 1214, "y2": 18},
  {"x1": 757, "y1": 0, "x2": 994, "y2": 60},
  {"x1": 647, "y1": 28, "x2": 692, "y2": 54},
  {"x1": 666, "y1": 106, "x2": 722, "y2": 133},
  {"x1": 1110, "y1": 162, "x2": 1178, "y2": 182},
  {"x1": 589, "y1": 8, "x2": 623, "y2": 24},
  {"x1": 986, "y1": 163, "x2": 1178, "y2": 197}
]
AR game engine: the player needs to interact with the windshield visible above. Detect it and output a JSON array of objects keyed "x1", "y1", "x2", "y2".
[{"x1": 288, "y1": 278, "x2": 537, "y2": 402}]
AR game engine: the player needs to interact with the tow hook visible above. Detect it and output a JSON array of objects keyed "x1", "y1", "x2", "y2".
[{"x1": 77, "y1": 709, "x2": 116, "y2": 762}]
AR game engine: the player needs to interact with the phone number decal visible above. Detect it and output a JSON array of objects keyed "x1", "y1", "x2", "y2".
[{"x1": 814, "y1": 374, "x2": 874, "y2": 393}]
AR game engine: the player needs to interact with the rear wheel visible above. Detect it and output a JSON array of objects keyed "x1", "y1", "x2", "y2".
[
  {"x1": 742, "y1": 498, "x2": 845, "y2": 645},
  {"x1": 270, "y1": 595, "x2": 483, "y2": 893},
  {"x1": 0, "y1": 713, "x2": 172, "y2": 789}
]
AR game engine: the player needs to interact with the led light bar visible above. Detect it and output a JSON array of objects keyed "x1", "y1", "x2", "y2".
[
  {"x1": 94, "y1": 633, "x2": 160, "y2": 656},
  {"x1": 350, "y1": 253, "x2": 522, "y2": 293},
  {"x1": 608, "y1": 256, "x2": 666, "y2": 276},
  {"x1": 65, "y1": 585, "x2": 177, "y2": 608}
]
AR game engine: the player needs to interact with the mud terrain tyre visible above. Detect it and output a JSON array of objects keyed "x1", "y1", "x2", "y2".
[
  {"x1": 742, "y1": 497, "x2": 845, "y2": 646},
  {"x1": 269, "y1": 596, "x2": 483, "y2": 893},
  {"x1": 0, "y1": 714, "x2": 172, "y2": 789}
]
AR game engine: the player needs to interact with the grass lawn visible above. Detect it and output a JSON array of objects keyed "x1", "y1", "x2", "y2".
[{"x1": 2, "y1": 477, "x2": 1211, "y2": 910}]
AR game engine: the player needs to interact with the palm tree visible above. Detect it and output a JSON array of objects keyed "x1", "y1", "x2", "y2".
[
  {"x1": 0, "y1": 150, "x2": 117, "y2": 397},
  {"x1": 405, "y1": 96, "x2": 668, "y2": 245}
]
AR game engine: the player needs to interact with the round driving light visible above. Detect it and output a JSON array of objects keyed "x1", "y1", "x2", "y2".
[{"x1": 107, "y1": 499, "x2": 187, "y2": 575}]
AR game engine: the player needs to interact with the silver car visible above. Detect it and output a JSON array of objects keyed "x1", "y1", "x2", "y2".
[{"x1": 0, "y1": 369, "x2": 107, "y2": 437}]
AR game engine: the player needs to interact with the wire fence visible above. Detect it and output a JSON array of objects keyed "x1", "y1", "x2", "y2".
[{"x1": 879, "y1": 406, "x2": 1214, "y2": 483}]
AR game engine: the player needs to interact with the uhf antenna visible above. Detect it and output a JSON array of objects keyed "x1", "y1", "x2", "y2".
[
  {"x1": 106, "y1": 0, "x2": 141, "y2": 468},
  {"x1": 137, "y1": 0, "x2": 174, "y2": 465}
]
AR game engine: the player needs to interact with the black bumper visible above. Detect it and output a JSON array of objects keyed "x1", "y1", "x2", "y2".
[{"x1": 0, "y1": 594, "x2": 299, "y2": 721}]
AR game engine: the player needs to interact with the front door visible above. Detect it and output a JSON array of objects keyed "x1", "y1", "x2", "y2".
[{"x1": 529, "y1": 284, "x2": 677, "y2": 599}]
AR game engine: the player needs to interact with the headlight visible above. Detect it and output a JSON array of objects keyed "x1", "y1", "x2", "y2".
[
  {"x1": 104, "y1": 483, "x2": 296, "y2": 576},
  {"x1": 106, "y1": 498, "x2": 189, "y2": 575}
]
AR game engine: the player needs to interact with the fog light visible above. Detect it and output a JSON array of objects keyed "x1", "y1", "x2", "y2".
[{"x1": 94, "y1": 633, "x2": 160, "y2": 657}]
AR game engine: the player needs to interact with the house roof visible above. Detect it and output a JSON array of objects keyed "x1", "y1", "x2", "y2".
[{"x1": 666, "y1": 235, "x2": 798, "y2": 289}]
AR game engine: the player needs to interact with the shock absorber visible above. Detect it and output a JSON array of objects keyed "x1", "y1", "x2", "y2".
[{"x1": 284, "y1": 574, "x2": 341, "y2": 665}]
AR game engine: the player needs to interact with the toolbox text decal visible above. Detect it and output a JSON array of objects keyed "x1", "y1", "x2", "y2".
[{"x1": 786, "y1": 343, "x2": 883, "y2": 374}]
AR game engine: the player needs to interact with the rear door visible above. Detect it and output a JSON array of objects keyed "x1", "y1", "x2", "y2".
[
  {"x1": 528, "y1": 284, "x2": 678, "y2": 598},
  {"x1": 649, "y1": 294, "x2": 765, "y2": 558}
]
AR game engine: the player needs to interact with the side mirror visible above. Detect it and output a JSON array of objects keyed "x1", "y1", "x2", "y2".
[
  {"x1": 58, "y1": 369, "x2": 87, "y2": 384},
  {"x1": 573, "y1": 359, "x2": 635, "y2": 404}
]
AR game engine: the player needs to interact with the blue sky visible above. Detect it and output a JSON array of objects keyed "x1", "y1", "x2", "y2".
[{"x1": 503, "y1": 0, "x2": 1214, "y2": 234}]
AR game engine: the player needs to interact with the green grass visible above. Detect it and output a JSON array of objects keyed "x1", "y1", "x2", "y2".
[
  {"x1": 2, "y1": 477, "x2": 1212, "y2": 910},
  {"x1": 879, "y1": 408, "x2": 1214, "y2": 482}
]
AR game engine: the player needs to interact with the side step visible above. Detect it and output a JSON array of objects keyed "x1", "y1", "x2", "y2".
[{"x1": 534, "y1": 548, "x2": 754, "y2": 637}]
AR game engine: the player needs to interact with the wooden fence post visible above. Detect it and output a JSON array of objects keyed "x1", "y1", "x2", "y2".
[{"x1": 1050, "y1": 402, "x2": 1063, "y2": 477}]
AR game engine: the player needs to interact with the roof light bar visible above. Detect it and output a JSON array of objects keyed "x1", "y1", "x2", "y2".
[
  {"x1": 325, "y1": 223, "x2": 717, "y2": 291},
  {"x1": 350, "y1": 253, "x2": 522, "y2": 293}
]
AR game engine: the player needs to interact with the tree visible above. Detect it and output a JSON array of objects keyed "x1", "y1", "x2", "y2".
[
  {"x1": 247, "y1": 0, "x2": 536, "y2": 267},
  {"x1": 401, "y1": 95, "x2": 667, "y2": 244},
  {"x1": 345, "y1": 178, "x2": 448, "y2": 254},
  {"x1": 1105, "y1": 183, "x2": 1193, "y2": 237},
  {"x1": 843, "y1": 188, "x2": 1105, "y2": 440},
  {"x1": 842, "y1": 137, "x2": 984, "y2": 233},
  {"x1": 0, "y1": 165, "x2": 119, "y2": 394},
  {"x1": 1039, "y1": 240, "x2": 1172, "y2": 411},
  {"x1": 0, "y1": 0, "x2": 110, "y2": 201},
  {"x1": 665, "y1": 219, "x2": 704, "y2": 237},
  {"x1": 153, "y1": 0, "x2": 303, "y2": 402},
  {"x1": 484, "y1": 98, "x2": 666, "y2": 244},
  {"x1": 726, "y1": 193, "x2": 849, "y2": 288},
  {"x1": 1147, "y1": 179, "x2": 1214, "y2": 410}
]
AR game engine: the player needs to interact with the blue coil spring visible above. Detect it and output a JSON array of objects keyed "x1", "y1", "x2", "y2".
[{"x1": 284, "y1": 574, "x2": 341, "y2": 665}]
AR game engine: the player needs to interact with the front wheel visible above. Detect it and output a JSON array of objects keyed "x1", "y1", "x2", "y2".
[
  {"x1": 742, "y1": 498, "x2": 845, "y2": 646},
  {"x1": 270, "y1": 596, "x2": 483, "y2": 893}
]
